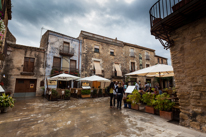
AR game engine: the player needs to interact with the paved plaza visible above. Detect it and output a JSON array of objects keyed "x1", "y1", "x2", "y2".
[{"x1": 0, "y1": 97, "x2": 205, "y2": 137}]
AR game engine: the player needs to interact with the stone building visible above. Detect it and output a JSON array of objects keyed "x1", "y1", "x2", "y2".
[
  {"x1": 78, "y1": 31, "x2": 165, "y2": 88},
  {"x1": 40, "y1": 30, "x2": 82, "y2": 91},
  {"x1": 150, "y1": 0, "x2": 206, "y2": 132},
  {"x1": 155, "y1": 55, "x2": 168, "y2": 65},
  {"x1": 0, "y1": 0, "x2": 12, "y2": 66},
  {"x1": 1, "y1": 43, "x2": 45, "y2": 97}
]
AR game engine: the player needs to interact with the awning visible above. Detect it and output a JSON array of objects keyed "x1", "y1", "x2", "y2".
[
  {"x1": 93, "y1": 61, "x2": 102, "y2": 75},
  {"x1": 114, "y1": 64, "x2": 122, "y2": 77}
]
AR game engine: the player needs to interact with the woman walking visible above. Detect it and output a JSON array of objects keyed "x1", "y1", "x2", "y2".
[
  {"x1": 109, "y1": 82, "x2": 114, "y2": 108},
  {"x1": 117, "y1": 82, "x2": 124, "y2": 110}
]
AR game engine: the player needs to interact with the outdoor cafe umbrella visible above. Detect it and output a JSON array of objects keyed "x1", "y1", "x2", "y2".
[
  {"x1": 49, "y1": 73, "x2": 80, "y2": 81},
  {"x1": 125, "y1": 64, "x2": 174, "y2": 86},
  {"x1": 77, "y1": 75, "x2": 111, "y2": 82}
]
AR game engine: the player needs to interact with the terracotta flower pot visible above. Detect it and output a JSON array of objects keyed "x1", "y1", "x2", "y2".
[
  {"x1": 65, "y1": 71, "x2": 68, "y2": 74},
  {"x1": 145, "y1": 106, "x2": 155, "y2": 114},
  {"x1": 159, "y1": 111, "x2": 173, "y2": 120},
  {"x1": 81, "y1": 94, "x2": 91, "y2": 98},
  {"x1": 131, "y1": 104, "x2": 139, "y2": 110}
]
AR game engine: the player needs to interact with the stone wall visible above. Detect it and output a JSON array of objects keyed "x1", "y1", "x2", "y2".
[
  {"x1": 6, "y1": 28, "x2": 16, "y2": 44},
  {"x1": 1, "y1": 44, "x2": 45, "y2": 96},
  {"x1": 80, "y1": 37, "x2": 157, "y2": 87},
  {"x1": 170, "y1": 17, "x2": 206, "y2": 132},
  {"x1": 155, "y1": 56, "x2": 167, "y2": 65}
]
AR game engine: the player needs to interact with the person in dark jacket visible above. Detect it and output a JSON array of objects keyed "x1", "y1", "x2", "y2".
[{"x1": 117, "y1": 82, "x2": 124, "y2": 110}]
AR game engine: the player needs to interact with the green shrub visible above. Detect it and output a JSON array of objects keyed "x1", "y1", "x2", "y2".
[
  {"x1": 0, "y1": 93, "x2": 14, "y2": 108},
  {"x1": 65, "y1": 89, "x2": 70, "y2": 98},
  {"x1": 127, "y1": 89, "x2": 141, "y2": 105},
  {"x1": 81, "y1": 89, "x2": 91, "y2": 95},
  {"x1": 152, "y1": 93, "x2": 175, "y2": 111},
  {"x1": 142, "y1": 92, "x2": 155, "y2": 107},
  {"x1": 52, "y1": 89, "x2": 58, "y2": 96}
]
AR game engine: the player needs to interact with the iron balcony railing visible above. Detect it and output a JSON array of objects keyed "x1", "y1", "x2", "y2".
[
  {"x1": 149, "y1": 0, "x2": 192, "y2": 28},
  {"x1": 130, "y1": 52, "x2": 135, "y2": 57},
  {"x1": 59, "y1": 48, "x2": 75, "y2": 56},
  {"x1": 146, "y1": 55, "x2": 150, "y2": 60},
  {"x1": 51, "y1": 67, "x2": 79, "y2": 76}
]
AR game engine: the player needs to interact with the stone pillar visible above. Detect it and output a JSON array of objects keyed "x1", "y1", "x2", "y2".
[{"x1": 170, "y1": 17, "x2": 206, "y2": 132}]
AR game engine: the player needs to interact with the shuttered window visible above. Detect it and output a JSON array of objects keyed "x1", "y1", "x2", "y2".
[
  {"x1": 70, "y1": 60, "x2": 76, "y2": 71},
  {"x1": 63, "y1": 42, "x2": 70, "y2": 53},
  {"x1": 53, "y1": 57, "x2": 61, "y2": 70},
  {"x1": 131, "y1": 62, "x2": 135, "y2": 72},
  {"x1": 23, "y1": 57, "x2": 35, "y2": 72}
]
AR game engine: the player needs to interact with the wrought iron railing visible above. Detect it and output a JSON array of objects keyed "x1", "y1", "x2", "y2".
[
  {"x1": 51, "y1": 67, "x2": 79, "y2": 76},
  {"x1": 59, "y1": 48, "x2": 74, "y2": 56},
  {"x1": 146, "y1": 55, "x2": 150, "y2": 60},
  {"x1": 150, "y1": 0, "x2": 192, "y2": 28}
]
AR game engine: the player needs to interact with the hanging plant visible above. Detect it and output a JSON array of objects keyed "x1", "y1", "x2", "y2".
[
  {"x1": 0, "y1": 11, "x2": 4, "y2": 19},
  {"x1": 0, "y1": 18, "x2": 5, "y2": 41}
]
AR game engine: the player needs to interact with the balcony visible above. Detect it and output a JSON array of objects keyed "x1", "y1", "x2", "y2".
[
  {"x1": 59, "y1": 48, "x2": 74, "y2": 57},
  {"x1": 130, "y1": 52, "x2": 135, "y2": 57},
  {"x1": 146, "y1": 55, "x2": 150, "y2": 60},
  {"x1": 150, "y1": 0, "x2": 206, "y2": 49},
  {"x1": 51, "y1": 67, "x2": 79, "y2": 76}
]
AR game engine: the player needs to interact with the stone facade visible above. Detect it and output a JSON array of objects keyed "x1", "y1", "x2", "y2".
[
  {"x1": 79, "y1": 31, "x2": 160, "y2": 88},
  {"x1": 1, "y1": 43, "x2": 45, "y2": 97},
  {"x1": 41, "y1": 30, "x2": 82, "y2": 90},
  {"x1": 170, "y1": 17, "x2": 206, "y2": 132},
  {"x1": 155, "y1": 55, "x2": 168, "y2": 65}
]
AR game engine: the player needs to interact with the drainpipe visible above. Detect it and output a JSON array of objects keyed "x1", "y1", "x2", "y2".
[{"x1": 78, "y1": 39, "x2": 81, "y2": 88}]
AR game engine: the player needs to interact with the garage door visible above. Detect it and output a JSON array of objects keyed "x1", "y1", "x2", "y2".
[{"x1": 14, "y1": 79, "x2": 37, "y2": 97}]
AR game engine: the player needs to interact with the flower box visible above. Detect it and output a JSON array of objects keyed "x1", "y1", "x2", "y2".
[
  {"x1": 54, "y1": 71, "x2": 59, "y2": 73},
  {"x1": 145, "y1": 106, "x2": 155, "y2": 114},
  {"x1": 159, "y1": 111, "x2": 173, "y2": 120},
  {"x1": 65, "y1": 71, "x2": 69, "y2": 74},
  {"x1": 131, "y1": 104, "x2": 139, "y2": 110},
  {"x1": 81, "y1": 94, "x2": 91, "y2": 98}
]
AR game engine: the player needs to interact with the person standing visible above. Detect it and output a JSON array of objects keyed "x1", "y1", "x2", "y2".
[
  {"x1": 109, "y1": 82, "x2": 114, "y2": 108},
  {"x1": 135, "y1": 82, "x2": 139, "y2": 90},
  {"x1": 113, "y1": 81, "x2": 118, "y2": 107},
  {"x1": 117, "y1": 83, "x2": 124, "y2": 110},
  {"x1": 144, "y1": 82, "x2": 149, "y2": 91}
]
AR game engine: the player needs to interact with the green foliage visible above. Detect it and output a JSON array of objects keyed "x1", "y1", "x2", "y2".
[
  {"x1": 142, "y1": 92, "x2": 155, "y2": 106},
  {"x1": 127, "y1": 90, "x2": 141, "y2": 105},
  {"x1": 152, "y1": 93, "x2": 175, "y2": 111},
  {"x1": 93, "y1": 88, "x2": 97, "y2": 95},
  {"x1": 0, "y1": 93, "x2": 14, "y2": 108},
  {"x1": 81, "y1": 89, "x2": 91, "y2": 95},
  {"x1": 52, "y1": 89, "x2": 58, "y2": 96},
  {"x1": 65, "y1": 89, "x2": 70, "y2": 98},
  {"x1": 42, "y1": 87, "x2": 45, "y2": 91},
  {"x1": 98, "y1": 89, "x2": 102, "y2": 95}
]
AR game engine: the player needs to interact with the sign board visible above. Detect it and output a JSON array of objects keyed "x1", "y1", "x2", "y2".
[
  {"x1": 48, "y1": 80, "x2": 57, "y2": 86},
  {"x1": 30, "y1": 84, "x2": 34, "y2": 88},
  {"x1": 125, "y1": 86, "x2": 135, "y2": 94},
  {"x1": 82, "y1": 82, "x2": 89, "y2": 86}
]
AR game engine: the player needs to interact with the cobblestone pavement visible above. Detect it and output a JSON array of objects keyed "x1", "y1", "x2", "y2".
[{"x1": 0, "y1": 97, "x2": 205, "y2": 137}]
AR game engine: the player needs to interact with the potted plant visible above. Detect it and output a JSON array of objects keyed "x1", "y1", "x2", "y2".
[
  {"x1": 50, "y1": 89, "x2": 58, "y2": 101},
  {"x1": 98, "y1": 89, "x2": 103, "y2": 97},
  {"x1": 65, "y1": 71, "x2": 69, "y2": 74},
  {"x1": 64, "y1": 89, "x2": 70, "y2": 100},
  {"x1": 92, "y1": 88, "x2": 97, "y2": 98},
  {"x1": 142, "y1": 92, "x2": 155, "y2": 114},
  {"x1": 153, "y1": 93, "x2": 175, "y2": 120},
  {"x1": 81, "y1": 89, "x2": 91, "y2": 98},
  {"x1": 60, "y1": 70, "x2": 63, "y2": 73},
  {"x1": 0, "y1": 93, "x2": 14, "y2": 113},
  {"x1": 127, "y1": 90, "x2": 141, "y2": 110},
  {"x1": 5, "y1": 91, "x2": 11, "y2": 96}
]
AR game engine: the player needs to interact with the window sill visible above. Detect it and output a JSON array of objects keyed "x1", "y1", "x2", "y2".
[
  {"x1": 110, "y1": 54, "x2": 115, "y2": 56},
  {"x1": 20, "y1": 72, "x2": 34, "y2": 76},
  {"x1": 94, "y1": 51, "x2": 100, "y2": 53}
]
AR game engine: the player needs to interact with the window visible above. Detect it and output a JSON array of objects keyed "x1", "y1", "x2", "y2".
[
  {"x1": 110, "y1": 49, "x2": 114, "y2": 56},
  {"x1": 130, "y1": 48, "x2": 135, "y2": 57},
  {"x1": 70, "y1": 60, "x2": 76, "y2": 72},
  {"x1": 131, "y1": 62, "x2": 135, "y2": 72},
  {"x1": 146, "y1": 64, "x2": 150, "y2": 68},
  {"x1": 63, "y1": 42, "x2": 70, "y2": 53},
  {"x1": 146, "y1": 52, "x2": 150, "y2": 60},
  {"x1": 139, "y1": 54, "x2": 143, "y2": 69},
  {"x1": 161, "y1": 59, "x2": 163, "y2": 64},
  {"x1": 94, "y1": 46, "x2": 99, "y2": 53},
  {"x1": 23, "y1": 57, "x2": 35, "y2": 72},
  {"x1": 53, "y1": 57, "x2": 61, "y2": 70},
  {"x1": 158, "y1": 58, "x2": 160, "y2": 63}
]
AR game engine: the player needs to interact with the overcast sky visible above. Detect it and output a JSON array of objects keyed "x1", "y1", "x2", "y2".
[{"x1": 9, "y1": 0, "x2": 171, "y2": 65}]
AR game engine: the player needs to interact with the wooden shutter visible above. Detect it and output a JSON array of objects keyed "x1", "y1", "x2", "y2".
[
  {"x1": 70, "y1": 60, "x2": 76, "y2": 71},
  {"x1": 53, "y1": 57, "x2": 61, "y2": 70},
  {"x1": 23, "y1": 57, "x2": 29, "y2": 72},
  {"x1": 63, "y1": 42, "x2": 70, "y2": 53},
  {"x1": 131, "y1": 62, "x2": 135, "y2": 71},
  {"x1": 29, "y1": 58, "x2": 35, "y2": 72}
]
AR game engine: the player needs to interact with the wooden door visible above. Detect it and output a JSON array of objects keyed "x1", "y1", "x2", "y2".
[
  {"x1": 93, "y1": 81, "x2": 101, "y2": 88},
  {"x1": 53, "y1": 57, "x2": 61, "y2": 70},
  {"x1": 70, "y1": 60, "x2": 76, "y2": 72},
  {"x1": 15, "y1": 79, "x2": 37, "y2": 93}
]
